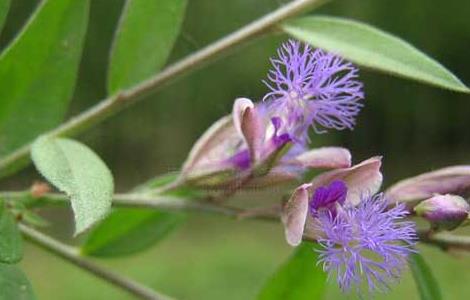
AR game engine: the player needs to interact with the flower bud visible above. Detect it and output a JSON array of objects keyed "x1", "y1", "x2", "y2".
[{"x1": 414, "y1": 194, "x2": 470, "y2": 231}]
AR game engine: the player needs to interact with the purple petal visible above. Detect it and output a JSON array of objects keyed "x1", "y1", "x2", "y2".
[
  {"x1": 309, "y1": 180, "x2": 347, "y2": 216},
  {"x1": 309, "y1": 157, "x2": 383, "y2": 206},
  {"x1": 227, "y1": 149, "x2": 251, "y2": 170}
]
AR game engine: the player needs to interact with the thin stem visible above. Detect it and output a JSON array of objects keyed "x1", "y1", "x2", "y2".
[
  {"x1": 7, "y1": 191, "x2": 470, "y2": 250},
  {"x1": 19, "y1": 224, "x2": 172, "y2": 300},
  {"x1": 0, "y1": 0, "x2": 328, "y2": 178},
  {"x1": 1, "y1": 191, "x2": 280, "y2": 221}
]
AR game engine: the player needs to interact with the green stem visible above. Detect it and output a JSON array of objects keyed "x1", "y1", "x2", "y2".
[
  {"x1": 19, "y1": 224, "x2": 173, "y2": 300},
  {"x1": 7, "y1": 191, "x2": 470, "y2": 250},
  {"x1": 0, "y1": 0, "x2": 329, "y2": 178}
]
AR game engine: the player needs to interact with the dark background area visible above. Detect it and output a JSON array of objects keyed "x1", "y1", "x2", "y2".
[{"x1": 1, "y1": 0, "x2": 470, "y2": 299}]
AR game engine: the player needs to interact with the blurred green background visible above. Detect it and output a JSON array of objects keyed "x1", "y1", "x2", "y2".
[{"x1": 2, "y1": 0, "x2": 470, "y2": 299}]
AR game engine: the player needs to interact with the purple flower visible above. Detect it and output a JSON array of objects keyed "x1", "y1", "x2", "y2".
[
  {"x1": 309, "y1": 180, "x2": 347, "y2": 217},
  {"x1": 313, "y1": 191, "x2": 417, "y2": 294},
  {"x1": 263, "y1": 40, "x2": 364, "y2": 138}
]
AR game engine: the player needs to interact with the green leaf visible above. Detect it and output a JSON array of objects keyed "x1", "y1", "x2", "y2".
[
  {"x1": 282, "y1": 16, "x2": 469, "y2": 93},
  {"x1": 82, "y1": 173, "x2": 192, "y2": 257},
  {"x1": 257, "y1": 242, "x2": 326, "y2": 300},
  {"x1": 31, "y1": 137, "x2": 114, "y2": 235},
  {"x1": 0, "y1": 0, "x2": 89, "y2": 158},
  {"x1": 107, "y1": 0, "x2": 187, "y2": 93},
  {"x1": 82, "y1": 209, "x2": 185, "y2": 257},
  {"x1": 0, "y1": 201, "x2": 22, "y2": 264},
  {"x1": 409, "y1": 253, "x2": 442, "y2": 300},
  {"x1": 0, "y1": 264, "x2": 35, "y2": 300},
  {"x1": 0, "y1": 0, "x2": 11, "y2": 33}
]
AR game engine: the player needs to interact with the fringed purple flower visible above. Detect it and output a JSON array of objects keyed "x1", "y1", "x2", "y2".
[
  {"x1": 263, "y1": 40, "x2": 364, "y2": 138},
  {"x1": 311, "y1": 189, "x2": 417, "y2": 294},
  {"x1": 309, "y1": 180, "x2": 347, "y2": 217}
]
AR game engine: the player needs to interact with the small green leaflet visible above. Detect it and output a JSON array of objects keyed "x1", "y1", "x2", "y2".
[
  {"x1": 0, "y1": 201, "x2": 23, "y2": 264},
  {"x1": 0, "y1": 0, "x2": 90, "y2": 163},
  {"x1": 82, "y1": 209, "x2": 185, "y2": 257},
  {"x1": 0, "y1": 264, "x2": 36, "y2": 300},
  {"x1": 31, "y1": 137, "x2": 114, "y2": 235},
  {"x1": 82, "y1": 173, "x2": 192, "y2": 257},
  {"x1": 107, "y1": 0, "x2": 187, "y2": 93},
  {"x1": 0, "y1": 0, "x2": 10, "y2": 33},
  {"x1": 257, "y1": 242, "x2": 326, "y2": 300},
  {"x1": 282, "y1": 16, "x2": 469, "y2": 93}
]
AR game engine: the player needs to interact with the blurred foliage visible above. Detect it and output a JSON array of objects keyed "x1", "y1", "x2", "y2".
[{"x1": 0, "y1": 0, "x2": 469, "y2": 299}]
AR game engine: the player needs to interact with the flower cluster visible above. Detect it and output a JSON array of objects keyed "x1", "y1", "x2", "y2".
[
  {"x1": 181, "y1": 39, "x2": 419, "y2": 296},
  {"x1": 312, "y1": 181, "x2": 416, "y2": 293},
  {"x1": 181, "y1": 40, "x2": 363, "y2": 188},
  {"x1": 281, "y1": 158, "x2": 418, "y2": 295}
]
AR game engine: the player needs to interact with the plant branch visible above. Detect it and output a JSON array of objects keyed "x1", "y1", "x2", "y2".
[
  {"x1": 19, "y1": 224, "x2": 173, "y2": 300},
  {"x1": 1, "y1": 190, "x2": 280, "y2": 221},
  {"x1": 8, "y1": 191, "x2": 470, "y2": 251},
  {"x1": 0, "y1": 0, "x2": 329, "y2": 178}
]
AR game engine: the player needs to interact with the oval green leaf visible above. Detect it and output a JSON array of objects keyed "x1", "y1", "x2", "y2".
[
  {"x1": 0, "y1": 0, "x2": 11, "y2": 33},
  {"x1": 282, "y1": 16, "x2": 469, "y2": 93},
  {"x1": 0, "y1": 0, "x2": 89, "y2": 159},
  {"x1": 82, "y1": 209, "x2": 185, "y2": 257},
  {"x1": 82, "y1": 173, "x2": 191, "y2": 257},
  {"x1": 0, "y1": 264, "x2": 36, "y2": 300},
  {"x1": 107, "y1": 0, "x2": 187, "y2": 93},
  {"x1": 409, "y1": 253, "x2": 443, "y2": 300},
  {"x1": 31, "y1": 137, "x2": 114, "y2": 235},
  {"x1": 0, "y1": 201, "x2": 23, "y2": 264},
  {"x1": 257, "y1": 242, "x2": 326, "y2": 300}
]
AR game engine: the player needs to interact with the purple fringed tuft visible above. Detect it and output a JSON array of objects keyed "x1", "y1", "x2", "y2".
[
  {"x1": 263, "y1": 40, "x2": 364, "y2": 136},
  {"x1": 314, "y1": 193, "x2": 417, "y2": 294}
]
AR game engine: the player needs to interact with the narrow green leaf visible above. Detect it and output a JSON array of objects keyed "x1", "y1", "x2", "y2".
[
  {"x1": 282, "y1": 16, "x2": 469, "y2": 93},
  {"x1": 82, "y1": 209, "x2": 185, "y2": 257},
  {"x1": 0, "y1": 0, "x2": 89, "y2": 157},
  {"x1": 82, "y1": 173, "x2": 191, "y2": 257},
  {"x1": 20, "y1": 211, "x2": 50, "y2": 228},
  {"x1": 0, "y1": 264, "x2": 35, "y2": 300},
  {"x1": 31, "y1": 137, "x2": 114, "y2": 235},
  {"x1": 0, "y1": 201, "x2": 22, "y2": 264},
  {"x1": 107, "y1": 0, "x2": 187, "y2": 93},
  {"x1": 409, "y1": 253, "x2": 442, "y2": 300},
  {"x1": 257, "y1": 242, "x2": 326, "y2": 300},
  {"x1": 134, "y1": 172, "x2": 180, "y2": 191},
  {"x1": 0, "y1": 0, "x2": 11, "y2": 33}
]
